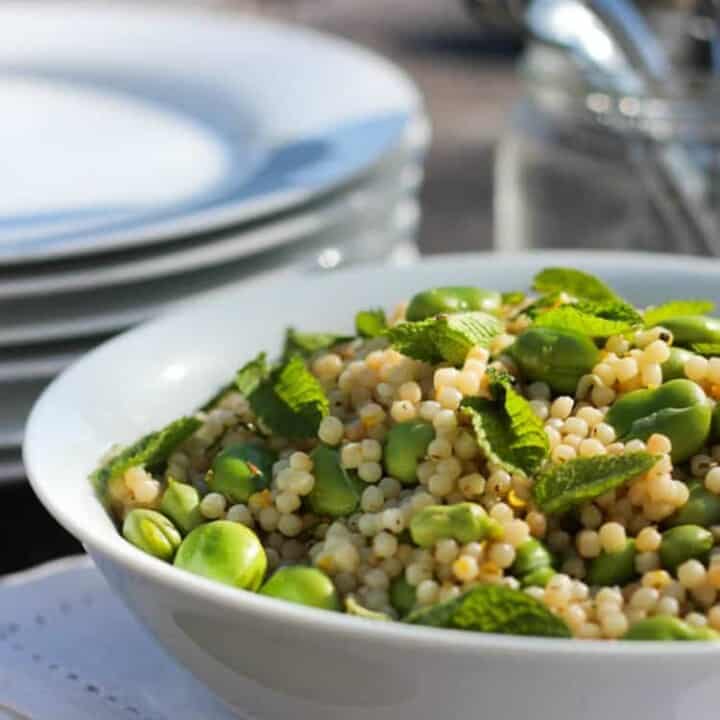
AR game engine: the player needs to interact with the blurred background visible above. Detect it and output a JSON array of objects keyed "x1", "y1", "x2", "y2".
[{"x1": 3, "y1": 0, "x2": 720, "y2": 574}]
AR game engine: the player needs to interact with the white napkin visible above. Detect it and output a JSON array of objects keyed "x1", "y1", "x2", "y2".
[{"x1": 0, "y1": 556, "x2": 239, "y2": 719}]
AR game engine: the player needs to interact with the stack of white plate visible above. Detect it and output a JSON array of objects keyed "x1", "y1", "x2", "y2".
[{"x1": 0, "y1": 3, "x2": 429, "y2": 483}]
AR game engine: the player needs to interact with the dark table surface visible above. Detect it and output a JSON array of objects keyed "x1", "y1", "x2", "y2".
[{"x1": 1, "y1": 0, "x2": 521, "y2": 575}]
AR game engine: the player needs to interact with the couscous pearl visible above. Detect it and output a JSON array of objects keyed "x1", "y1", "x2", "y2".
[
  {"x1": 601, "y1": 612, "x2": 629, "y2": 639},
  {"x1": 416, "y1": 579, "x2": 439, "y2": 605},
  {"x1": 552, "y1": 444, "x2": 577, "y2": 463},
  {"x1": 678, "y1": 560, "x2": 707, "y2": 589},
  {"x1": 708, "y1": 605, "x2": 720, "y2": 631},
  {"x1": 226, "y1": 504, "x2": 254, "y2": 526},
  {"x1": 456, "y1": 370, "x2": 482, "y2": 396},
  {"x1": 706, "y1": 467, "x2": 720, "y2": 495},
  {"x1": 551, "y1": 396, "x2": 574, "y2": 419},
  {"x1": 624, "y1": 439, "x2": 647, "y2": 453},
  {"x1": 379, "y1": 477, "x2": 402, "y2": 500},
  {"x1": 341, "y1": 443, "x2": 363, "y2": 469},
  {"x1": 200, "y1": 492, "x2": 227, "y2": 519},
  {"x1": 397, "y1": 381, "x2": 422, "y2": 404},
  {"x1": 635, "y1": 526, "x2": 661, "y2": 553},
  {"x1": 435, "y1": 538, "x2": 460, "y2": 564},
  {"x1": 577, "y1": 530, "x2": 601, "y2": 558},
  {"x1": 428, "y1": 474, "x2": 455, "y2": 497},
  {"x1": 593, "y1": 363, "x2": 616, "y2": 387},
  {"x1": 358, "y1": 461, "x2": 383, "y2": 484},
  {"x1": 391, "y1": 400, "x2": 417, "y2": 423},
  {"x1": 452, "y1": 555, "x2": 479, "y2": 582},
  {"x1": 278, "y1": 513, "x2": 303, "y2": 537},
  {"x1": 318, "y1": 415, "x2": 344, "y2": 445},
  {"x1": 598, "y1": 522, "x2": 626, "y2": 553},
  {"x1": 258, "y1": 506, "x2": 280, "y2": 532},
  {"x1": 645, "y1": 433, "x2": 672, "y2": 456},
  {"x1": 289, "y1": 452, "x2": 313, "y2": 472},
  {"x1": 591, "y1": 384, "x2": 616, "y2": 407},
  {"x1": 360, "y1": 439, "x2": 383, "y2": 462},
  {"x1": 361, "y1": 486, "x2": 385, "y2": 513},
  {"x1": 275, "y1": 491, "x2": 301, "y2": 514},
  {"x1": 358, "y1": 514, "x2": 378, "y2": 537},
  {"x1": 641, "y1": 363, "x2": 662, "y2": 387},
  {"x1": 592, "y1": 423, "x2": 616, "y2": 446},
  {"x1": 685, "y1": 355, "x2": 709, "y2": 382},
  {"x1": 406, "y1": 562, "x2": 432, "y2": 586},
  {"x1": 576, "y1": 406, "x2": 604, "y2": 427},
  {"x1": 433, "y1": 409, "x2": 457, "y2": 432},
  {"x1": 686, "y1": 612, "x2": 708, "y2": 628},
  {"x1": 459, "y1": 473, "x2": 486, "y2": 498},
  {"x1": 707, "y1": 564, "x2": 720, "y2": 589},
  {"x1": 629, "y1": 587, "x2": 659, "y2": 611},
  {"x1": 434, "y1": 367, "x2": 459, "y2": 390},
  {"x1": 578, "y1": 438, "x2": 605, "y2": 457},
  {"x1": 526, "y1": 511, "x2": 547, "y2": 538},
  {"x1": 489, "y1": 502, "x2": 513, "y2": 523},
  {"x1": 527, "y1": 381, "x2": 551, "y2": 401},
  {"x1": 708, "y1": 358, "x2": 720, "y2": 385},
  {"x1": 428, "y1": 438, "x2": 453, "y2": 460},
  {"x1": 373, "y1": 531, "x2": 398, "y2": 559},
  {"x1": 437, "y1": 386, "x2": 463, "y2": 411},
  {"x1": 488, "y1": 470, "x2": 512, "y2": 495},
  {"x1": 691, "y1": 454, "x2": 714, "y2": 478},
  {"x1": 419, "y1": 400, "x2": 442, "y2": 421},
  {"x1": 563, "y1": 417, "x2": 589, "y2": 438},
  {"x1": 454, "y1": 432, "x2": 479, "y2": 460},
  {"x1": 488, "y1": 542, "x2": 515, "y2": 568},
  {"x1": 580, "y1": 504, "x2": 603, "y2": 529}
]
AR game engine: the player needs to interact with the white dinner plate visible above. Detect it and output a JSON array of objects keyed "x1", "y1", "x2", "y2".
[
  {"x1": 0, "y1": 3, "x2": 422, "y2": 265},
  {"x1": 0, "y1": 158, "x2": 423, "y2": 299},
  {"x1": 0, "y1": 188, "x2": 420, "y2": 347}
]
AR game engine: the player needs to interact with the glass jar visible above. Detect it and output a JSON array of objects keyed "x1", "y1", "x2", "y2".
[{"x1": 495, "y1": 44, "x2": 720, "y2": 254}]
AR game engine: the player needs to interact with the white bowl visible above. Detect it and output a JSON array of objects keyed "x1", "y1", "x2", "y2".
[{"x1": 24, "y1": 252, "x2": 720, "y2": 720}]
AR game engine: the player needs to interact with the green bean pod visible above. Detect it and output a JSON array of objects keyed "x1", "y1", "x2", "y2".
[
  {"x1": 661, "y1": 347, "x2": 694, "y2": 381},
  {"x1": 259, "y1": 566, "x2": 340, "y2": 611},
  {"x1": 160, "y1": 479, "x2": 203, "y2": 534},
  {"x1": 208, "y1": 443, "x2": 277, "y2": 504},
  {"x1": 508, "y1": 327, "x2": 600, "y2": 395},
  {"x1": 122, "y1": 508, "x2": 182, "y2": 561},
  {"x1": 586, "y1": 539, "x2": 637, "y2": 587},
  {"x1": 659, "y1": 525, "x2": 713, "y2": 572},
  {"x1": 389, "y1": 576, "x2": 417, "y2": 616},
  {"x1": 410, "y1": 503, "x2": 503, "y2": 548},
  {"x1": 174, "y1": 520, "x2": 267, "y2": 590},
  {"x1": 511, "y1": 538, "x2": 555, "y2": 586},
  {"x1": 661, "y1": 315, "x2": 720, "y2": 348},
  {"x1": 406, "y1": 286, "x2": 502, "y2": 321},
  {"x1": 624, "y1": 616, "x2": 720, "y2": 641},
  {"x1": 384, "y1": 421, "x2": 435, "y2": 485},
  {"x1": 605, "y1": 379, "x2": 712, "y2": 463},
  {"x1": 520, "y1": 566, "x2": 556, "y2": 588},
  {"x1": 308, "y1": 445, "x2": 362, "y2": 517}
]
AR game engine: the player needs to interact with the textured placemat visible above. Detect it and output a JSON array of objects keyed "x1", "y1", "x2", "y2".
[{"x1": 0, "y1": 557, "x2": 238, "y2": 720}]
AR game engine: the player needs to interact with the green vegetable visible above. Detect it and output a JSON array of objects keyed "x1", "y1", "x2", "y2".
[
  {"x1": 406, "y1": 286, "x2": 502, "y2": 321},
  {"x1": 406, "y1": 584, "x2": 571, "y2": 638},
  {"x1": 122, "y1": 509, "x2": 182, "y2": 561},
  {"x1": 533, "y1": 305, "x2": 637, "y2": 338},
  {"x1": 713, "y1": 405, "x2": 720, "y2": 442},
  {"x1": 235, "y1": 352, "x2": 270, "y2": 396},
  {"x1": 667, "y1": 481, "x2": 720, "y2": 527},
  {"x1": 384, "y1": 421, "x2": 435, "y2": 485},
  {"x1": 282, "y1": 328, "x2": 352, "y2": 360},
  {"x1": 389, "y1": 576, "x2": 417, "y2": 616},
  {"x1": 512, "y1": 538, "x2": 555, "y2": 577},
  {"x1": 502, "y1": 291, "x2": 525, "y2": 306},
  {"x1": 259, "y1": 566, "x2": 340, "y2": 611},
  {"x1": 659, "y1": 525, "x2": 713, "y2": 572},
  {"x1": 308, "y1": 445, "x2": 362, "y2": 517},
  {"x1": 661, "y1": 315, "x2": 720, "y2": 348},
  {"x1": 574, "y1": 299, "x2": 644, "y2": 325},
  {"x1": 355, "y1": 309, "x2": 387, "y2": 338},
  {"x1": 159, "y1": 479, "x2": 203, "y2": 534},
  {"x1": 532, "y1": 267, "x2": 620, "y2": 303},
  {"x1": 345, "y1": 597, "x2": 391, "y2": 621},
  {"x1": 624, "y1": 616, "x2": 720, "y2": 641},
  {"x1": 521, "y1": 566, "x2": 556, "y2": 588},
  {"x1": 661, "y1": 347, "x2": 694, "y2": 380},
  {"x1": 91, "y1": 416, "x2": 200, "y2": 497},
  {"x1": 461, "y1": 371, "x2": 549, "y2": 477},
  {"x1": 644, "y1": 301, "x2": 715, "y2": 328},
  {"x1": 605, "y1": 379, "x2": 712, "y2": 463},
  {"x1": 691, "y1": 343, "x2": 720, "y2": 357},
  {"x1": 587, "y1": 539, "x2": 637, "y2": 586},
  {"x1": 386, "y1": 312, "x2": 502, "y2": 365},
  {"x1": 532, "y1": 452, "x2": 656, "y2": 515},
  {"x1": 409, "y1": 503, "x2": 503, "y2": 548},
  {"x1": 208, "y1": 443, "x2": 276, "y2": 503},
  {"x1": 508, "y1": 327, "x2": 599, "y2": 395},
  {"x1": 247, "y1": 355, "x2": 329, "y2": 439},
  {"x1": 174, "y1": 520, "x2": 267, "y2": 591}
]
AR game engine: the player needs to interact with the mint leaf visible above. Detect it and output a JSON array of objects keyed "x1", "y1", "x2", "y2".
[
  {"x1": 236, "y1": 353, "x2": 270, "y2": 397},
  {"x1": 282, "y1": 328, "x2": 352, "y2": 360},
  {"x1": 644, "y1": 300, "x2": 715, "y2": 327},
  {"x1": 575, "y1": 299, "x2": 643, "y2": 325},
  {"x1": 355, "y1": 309, "x2": 387, "y2": 338},
  {"x1": 386, "y1": 312, "x2": 502, "y2": 365},
  {"x1": 249, "y1": 355, "x2": 329, "y2": 439},
  {"x1": 462, "y1": 373, "x2": 549, "y2": 477},
  {"x1": 345, "y1": 597, "x2": 391, "y2": 621},
  {"x1": 522, "y1": 293, "x2": 562, "y2": 320},
  {"x1": 406, "y1": 585, "x2": 570, "y2": 638},
  {"x1": 691, "y1": 343, "x2": 720, "y2": 357},
  {"x1": 532, "y1": 452, "x2": 657, "y2": 514},
  {"x1": 533, "y1": 305, "x2": 636, "y2": 338},
  {"x1": 91, "y1": 416, "x2": 201, "y2": 493},
  {"x1": 501, "y1": 291, "x2": 525, "y2": 306},
  {"x1": 533, "y1": 267, "x2": 620, "y2": 303}
]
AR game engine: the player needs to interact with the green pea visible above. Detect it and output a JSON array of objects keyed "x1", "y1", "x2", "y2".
[
  {"x1": 174, "y1": 520, "x2": 267, "y2": 590},
  {"x1": 259, "y1": 566, "x2": 340, "y2": 611},
  {"x1": 160, "y1": 479, "x2": 203, "y2": 534},
  {"x1": 508, "y1": 327, "x2": 600, "y2": 395},
  {"x1": 410, "y1": 503, "x2": 503, "y2": 548},
  {"x1": 390, "y1": 576, "x2": 417, "y2": 616},
  {"x1": 659, "y1": 525, "x2": 713, "y2": 572},
  {"x1": 605, "y1": 379, "x2": 712, "y2": 463},
  {"x1": 624, "y1": 616, "x2": 720, "y2": 641},
  {"x1": 661, "y1": 347, "x2": 694, "y2": 381},
  {"x1": 520, "y1": 566, "x2": 556, "y2": 588},
  {"x1": 667, "y1": 482, "x2": 720, "y2": 527},
  {"x1": 308, "y1": 445, "x2": 362, "y2": 517},
  {"x1": 406, "y1": 286, "x2": 502, "y2": 321},
  {"x1": 122, "y1": 509, "x2": 182, "y2": 561},
  {"x1": 586, "y1": 539, "x2": 637, "y2": 586},
  {"x1": 712, "y1": 404, "x2": 720, "y2": 442},
  {"x1": 511, "y1": 539, "x2": 554, "y2": 577},
  {"x1": 661, "y1": 315, "x2": 720, "y2": 348},
  {"x1": 384, "y1": 421, "x2": 435, "y2": 485},
  {"x1": 208, "y1": 443, "x2": 277, "y2": 504}
]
